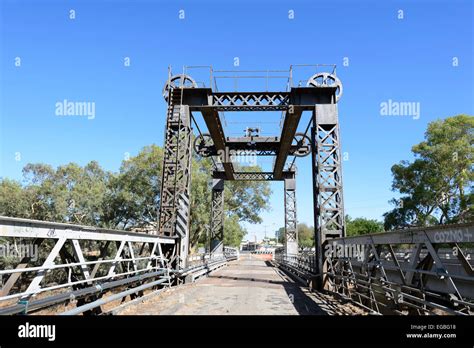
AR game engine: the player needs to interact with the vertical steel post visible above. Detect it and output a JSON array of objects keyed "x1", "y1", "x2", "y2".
[
  {"x1": 311, "y1": 103, "x2": 345, "y2": 290},
  {"x1": 284, "y1": 176, "x2": 298, "y2": 255},
  {"x1": 158, "y1": 90, "x2": 193, "y2": 270},
  {"x1": 210, "y1": 177, "x2": 225, "y2": 255}
]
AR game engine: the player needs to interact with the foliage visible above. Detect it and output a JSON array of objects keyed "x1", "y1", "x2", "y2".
[
  {"x1": 224, "y1": 164, "x2": 272, "y2": 224},
  {"x1": 275, "y1": 226, "x2": 285, "y2": 244},
  {"x1": 223, "y1": 215, "x2": 247, "y2": 247},
  {"x1": 297, "y1": 223, "x2": 314, "y2": 248},
  {"x1": 0, "y1": 179, "x2": 31, "y2": 218},
  {"x1": 0, "y1": 144, "x2": 271, "y2": 250},
  {"x1": 274, "y1": 223, "x2": 314, "y2": 248},
  {"x1": 346, "y1": 215, "x2": 384, "y2": 236},
  {"x1": 274, "y1": 217, "x2": 383, "y2": 246},
  {"x1": 384, "y1": 115, "x2": 473, "y2": 230},
  {"x1": 102, "y1": 145, "x2": 162, "y2": 229},
  {"x1": 0, "y1": 162, "x2": 109, "y2": 225}
]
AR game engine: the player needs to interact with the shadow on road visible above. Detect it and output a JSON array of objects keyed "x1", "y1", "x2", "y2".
[
  {"x1": 208, "y1": 274, "x2": 288, "y2": 286},
  {"x1": 213, "y1": 259, "x2": 330, "y2": 315},
  {"x1": 266, "y1": 261, "x2": 360, "y2": 315}
]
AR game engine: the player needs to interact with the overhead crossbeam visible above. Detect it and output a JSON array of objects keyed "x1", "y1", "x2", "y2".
[
  {"x1": 181, "y1": 87, "x2": 338, "y2": 112},
  {"x1": 210, "y1": 92, "x2": 290, "y2": 111},
  {"x1": 211, "y1": 137, "x2": 302, "y2": 156},
  {"x1": 213, "y1": 171, "x2": 295, "y2": 181}
]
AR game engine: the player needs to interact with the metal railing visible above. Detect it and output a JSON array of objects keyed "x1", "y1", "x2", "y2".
[
  {"x1": 275, "y1": 248, "x2": 317, "y2": 282},
  {"x1": 275, "y1": 223, "x2": 474, "y2": 315},
  {"x1": 183, "y1": 246, "x2": 239, "y2": 274},
  {"x1": 172, "y1": 64, "x2": 338, "y2": 93},
  {"x1": 0, "y1": 216, "x2": 174, "y2": 314}
]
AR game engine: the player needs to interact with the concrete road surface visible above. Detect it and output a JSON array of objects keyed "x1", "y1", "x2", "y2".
[{"x1": 119, "y1": 253, "x2": 365, "y2": 315}]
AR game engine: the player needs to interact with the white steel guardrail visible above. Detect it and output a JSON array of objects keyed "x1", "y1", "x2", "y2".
[
  {"x1": 224, "y1": 246, "x2": 239, "y2": 261},
  {"x1": 0, "y1": 216, "x2": 175, "y2": 314},
  {"x1": 182, "y1": 247, "x2": 239, "y2": 277}
]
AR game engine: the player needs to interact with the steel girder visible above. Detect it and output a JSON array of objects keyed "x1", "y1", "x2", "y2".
[
  {"x1": 311, "y1": 104, "x2": 346, "y2": 289},
  {"x1": 210, "y1": 178, "x2": 225, "y2": 255},
  {"x1": 158, "y1": 89, "x2": 193, "y2": 269},
  {"x1": 210, "y1": 92, "x2": 290, "y2": 111},
  {"x1": 181, "y1": 87, "x2": 337, "y2": 112},
  {"x1": 284, "y1": 178, "x2": 298, "y2": 255},
  {"x1": 0, "y1": 217, "x2": 172, "y2": 312},
  {"x1": 324, "y1": 223, "x2": 474, "y2": 315},
  {"x1": 274, "y1": 107, "x2": 303, "y2": 179},
  {"x1": 200, "y1": 107, "x2": 235, "y2": 180},
  {"x1": 212, "y1": 171, "x2": 295, "y2": 181}
]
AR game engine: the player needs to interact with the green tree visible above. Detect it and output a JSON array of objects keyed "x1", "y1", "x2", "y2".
[
  {"x1": 103, "y1": 145, "x2": 162, "y2": 229},
  {"x1": 346, "y1": 215, "x2": 384, "y2": 236},
  {"x1": 0, "y1": 179, "x2": 31, "y2": 217},
  {"x1": 21, "y1": 163, "x2": 61, "y2": 221},
  {"x1": 191, "y1": 162, "x2": 272, "y2": 250},
  {"x1": 56, "y1": 161, "x2": 109, "y2": 225},
  {"x1": 223, "y1": 215, "x2": 247, "y2": 247},
  {"x1": 0, "y1": 144, "x2": 271, "y2": 250},
  {"x1": 274, "y1": 223, "x2": 315, "y2": 248},
  {"x1": 297, "y1": 223, "x2": 314, "y2": 248},
  {"x1": 17, "y1": 162, "x2": 109, "y2": 224},
  {"x1": 384, "y1": 115, "x2": 473, "y2": 230},
  {"x1": 275, "y1": 226, "x2": 285, "y2": 244},
  {"x1": 224, "y1": 164, "x2": 272, "y2": 224},
  {"x1": 189, "y1": 156, "x2": 213, "y2": 249}
]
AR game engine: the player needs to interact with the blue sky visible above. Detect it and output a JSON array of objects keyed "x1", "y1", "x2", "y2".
[{"x1": 0, "y1": 0, "x2": 473, "y2": 241}]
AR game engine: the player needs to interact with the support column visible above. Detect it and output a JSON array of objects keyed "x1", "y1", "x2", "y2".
[
  {"x1": 284, "y1": 177, "x2": 298, "y2": 256},
  {"x1": 311, "y1": 104, "x2": 345, "y2": 289},
  {"x1": 158, "y1": 94, "x2": 193, "y2": 270},
  {"x1": 210, "y1": 178, "x2": 225, "y2": 255}
]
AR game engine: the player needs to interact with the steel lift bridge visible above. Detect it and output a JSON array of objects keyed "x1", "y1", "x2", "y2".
[
  {"x1": 0, "y1": 65, "x2": 473, "y2": 315},
  {"x1": 157, "y1": 65, "x2": 345, "y2": 291}
]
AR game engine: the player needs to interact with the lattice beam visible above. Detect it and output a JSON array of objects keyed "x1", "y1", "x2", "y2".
[
  {"x1": 210, "y1": 178, "x2": 225, "y2": 255},
  {"x1": 284, "y1": 178, "x2": 298, "y2": 255},
  {"x1": 210, "y1": 92, "x2": 290, "y2": 111}
]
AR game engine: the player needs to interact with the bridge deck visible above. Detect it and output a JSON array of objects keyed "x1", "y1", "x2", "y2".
[{"x1": 119, "y1": 254, "x2": 365, "y2": 315}]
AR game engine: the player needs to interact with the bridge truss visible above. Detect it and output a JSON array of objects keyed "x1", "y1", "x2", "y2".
[
  {"x1": 275, "y1": 223, "x2": 474, "y2": 315},
  {"x1": 157, "y1": 65, "x2": 345, "y2": 287}
]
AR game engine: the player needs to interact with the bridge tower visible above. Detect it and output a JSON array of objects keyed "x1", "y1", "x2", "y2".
[
  {"x1": 312, "y1": 103, "x2": 346, "y2": 289},
  {"x1": 157, "y1": 75, "x2": 196, "y2": 269}
]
